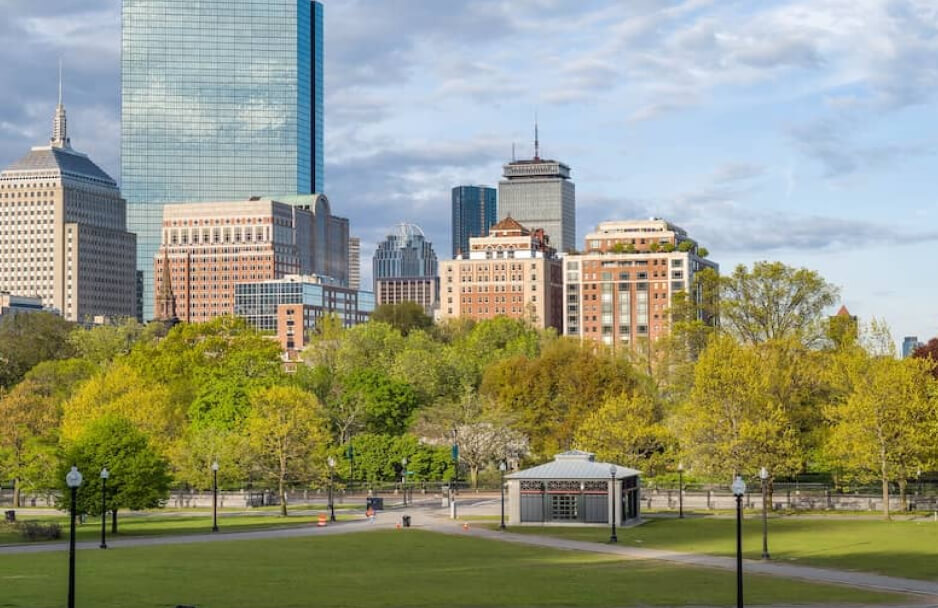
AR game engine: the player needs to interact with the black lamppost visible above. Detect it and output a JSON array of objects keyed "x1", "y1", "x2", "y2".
[
  {"x1": 678, "y1": 462, "x2": 684, "y2": 519},
  {"x1": 450, "y1": 427, "x2": 459, "y2": 518},
  {"x1": 66, "y1": 466, "x2": 83, "y2": 608},
  {"x1": 99, "y1": 468, "x2": 109, "y2": 549},
  {"x1": 499, "y1": 460, "x2": 507, "y2": 530},
  {"x1": 327, "y1": 456, "x2": 336, "y2": 522},
  {"x1": 732, "y1": 475, "x2": 747, "y2": 608},
  {"x1": 211, "y1": 461, "x2": 219, "y2": 533},
  {"x1": 401, "y1": 457, "x2": 407, "y2": 506},
  {"x1": 759, "y1": 467, "x2": 770, "y2": 560},
  {"x1": 609, "y1": 465, "x2": 618, "y2": 544}
]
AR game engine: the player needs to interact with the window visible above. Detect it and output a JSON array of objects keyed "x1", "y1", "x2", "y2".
[{"x1": 550, "y1": 494, "x2": 578, "y2": 520}]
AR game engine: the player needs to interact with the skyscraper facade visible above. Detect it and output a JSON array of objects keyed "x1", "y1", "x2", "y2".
[
  {"x1": 373, "y1": 223, "x2": 439, "y2": 313},
  {"x1": 348, "y1": 236, "x2": 361, "y2": 290},
  {"x1": 0, "y1": 94, "x2": 137, "y2": 322},
  {"x1": 451, "y1": 185, "x2": 497, "y2": 257},
  {"x1": 122, "y1": 0, "x2": 324, "y2": 318},
  {"x1": 498, "y1": 131, "x2": 575, "y2": 252}
]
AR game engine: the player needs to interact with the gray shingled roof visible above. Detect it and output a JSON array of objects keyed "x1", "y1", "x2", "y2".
[
  {"x1": 506, "y1": 450, "x2": 641, "y2": 480},
  {"x1": 3, "y1": 147, "x2": 116, "y2": 186}
]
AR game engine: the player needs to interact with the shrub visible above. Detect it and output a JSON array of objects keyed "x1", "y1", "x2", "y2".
[{"x1": 17, "y1": 521, "x2": 62, "y2": 541}]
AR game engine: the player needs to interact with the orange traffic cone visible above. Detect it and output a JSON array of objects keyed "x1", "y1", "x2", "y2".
[{"x1": 317, "y1": 513, "x2": 327, "y2": 527}]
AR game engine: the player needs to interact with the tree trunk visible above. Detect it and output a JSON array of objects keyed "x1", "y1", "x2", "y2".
[
  {"x1": 899, "y1": 479, "x2": 908, "y2": 512},
  {"x1": 470, "y1": 465, "x2": 479, "y2": 489},
  {"x1": 12, "y1": 477, "x2": 20, "y2": 508},
  {"x1": 279, "y1": 477, "x2": 288, "y2": 517},
  {"x1": 112, "y1": 509, "x2": 118, "y2": 534},
  {"x1": 881, "y1": 451, "x2": 890, "y2": 520}
]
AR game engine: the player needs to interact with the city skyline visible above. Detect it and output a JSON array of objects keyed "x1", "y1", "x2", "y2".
[{"x1": 0, "y1": 1, "x2": 936, "y2": 341}]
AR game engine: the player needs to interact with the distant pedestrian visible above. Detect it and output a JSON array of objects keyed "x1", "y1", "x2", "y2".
[{"x1": 366, "y1": 507, "x2": 375, "y2": 524}]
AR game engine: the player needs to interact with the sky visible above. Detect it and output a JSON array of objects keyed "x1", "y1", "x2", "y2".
[{"x1": 0, "y1": 0, "x2": 936, "y2": 343}]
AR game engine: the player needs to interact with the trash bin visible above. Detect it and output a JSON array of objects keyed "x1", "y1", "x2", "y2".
[
  {"x1": 402, "y1": 515, "x2": 411, "y2": 528},
  {"x1": 4, "y1": 510, "x2": 14, "y2": 523},
  {"x1": 366, "y1": 496, "x2": 384, "y2": 511}
]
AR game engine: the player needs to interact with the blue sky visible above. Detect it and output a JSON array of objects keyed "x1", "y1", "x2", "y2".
[{"x1": 1, "y1": 0, "x2": 935, "y2": 342}]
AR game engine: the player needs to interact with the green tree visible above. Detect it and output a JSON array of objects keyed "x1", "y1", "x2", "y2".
[
  {"x1": 0, "y1": 311, "x2": 75, "y2": 388},
  {"x1": 370, "y1": 301, "x2": 433, "y2": 336},
  {"x1": 0, "y1": 380, "x2": 59, "y2": 506},
  {"x1": 678, "y1": 334, "x2": 803, "y2": 481},
  {"x1": 67, "y1": 319, "x2": 145, "y2": 365},
  {"x1": 59, "y1": 416, "x2": 172, "y2": 531},
  {"x1": 244, "y1": 385, "x2": 330, "y2": 516},
  {"x1": 719, "y1": 261, "x2": 839, "y2": 346},
  {"x1": 339, "y1": 369, "x2": 421, "y2": 435},
  {"x1": 824, "y1": 353, "x2": 938, "y2": 518},
  {"x1": 574, "y1": 393, "x2": 676, "y2": 476}
]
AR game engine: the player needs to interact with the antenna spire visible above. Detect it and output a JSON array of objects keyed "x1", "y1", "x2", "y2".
[
  {"x1": 534, "y1": 112, "x2": 540, "y2": 160},
  {"x1": 58, "y1": 58, "x2": 63, "y2": 107},
  {"x1": 511, "y1": 142, "x2": 516, "y2": 162},
  {"x1": 51, "y1": 58, "x2": 70, "y2": 149}
]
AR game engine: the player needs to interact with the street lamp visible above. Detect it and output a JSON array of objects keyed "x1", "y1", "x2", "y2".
[
  {"x1": 99, "y1": 468, "x2": 109, "y2": 549},
  {"x1": 678, "y1": 462, "x2": 684, "y2": 519},
  {"x1": 609, "y1": 465, "x2": 618, "y2": 544},
  {"x1": 327, "y1": 456, "x2": 337, "y2": 522},
  {"x1": 211, "y1": 461, "x2": 219, "y2": 533},
  {"x1": 401, "y1": 457, "x2": 408, "y2": 507},
  {"x1": 731, "y1": 475, "x2": 747, "y2": 608},
  {"x1": 499, "y1": 460, "x2": 507, "y2": 530},
  {"x1": 451, "y1": 427, "x2": 459, "y2": 517},
  {"x1": 759, "y1": 467, "x2": 770, "y2": 560},
  {"x1": 66, "y1": 466, "x2": 83, "y2": 608}
]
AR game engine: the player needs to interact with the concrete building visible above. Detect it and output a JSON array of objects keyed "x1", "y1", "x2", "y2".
[
  {"x1": 154, "y1": 195, "x2": 348, "y2": 323},
  {"x1": 564, "y1": 219, "x2": 717, "y2": 346},
  {"x1": 348, "y1": 236, "x2": 361, "y2": 290},
  {"x1": 0, "y1": 293, "x2": 43, "y2": 318},
  {"x1": 373, "y1": 223, "x2": 439, "y2": 314},
  {"x1": 451, "y1": 185, "x2": 497, "y2": 257},
  {"x1": 122, "y1": 0, "x2": 325, "y2": 319},
  {"x1": 438, "y1": 216, "x2": 563, "y2": 331},
  {"x1": 0, "y1": 88, "x2": 137, "y2": 322},
  {"x1": 903, "y1": 336, "x2": 923, "y2": 359},
  {"x1": 497, "y1": 127, "x2": 575, "y2": 252},
  {"x1": 234, "y1": 274, "x2": 374, "y2": 351},
  {"x1": 505, "y1": 450, "x2": 641, "y2": 526}
]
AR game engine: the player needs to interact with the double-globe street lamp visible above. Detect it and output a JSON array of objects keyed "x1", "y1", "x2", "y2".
[
  {"x1": 732, "y1": 475, "x2": 747, "y2": 608},
  {"x1": 609, "y1": 465, "x2": 618, "y2": 544},
  {"x1": 759, "y1": 466, "x2": 770, "y2": 560},
  {"x1": 327, "y1": 456, "x2": 336, "y2": 522},
  {"x1": 499, "y1": 460, "x2": 507, "y2": 530},
  {"x1": 66, "y1": 466, "x2": 83, "y2": 608},
  {"x1": 99, "y1": 468, "x2": 109, "y2": 549},
  {"x1": 211, "y1": 461, "x2": 219, "y2": 533}
]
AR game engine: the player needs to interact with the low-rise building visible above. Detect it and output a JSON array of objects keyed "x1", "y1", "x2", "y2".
[
  {"x1": 0, "y1": 293, "x2": 43, "y2": 318},
  {"x1": 564, "y1": 219, "x2": 717, "y2": 346},
  {"x1": 438, "y1": 216, "x2": 563, "y2": 331},
  {"x1": 234, "y1": 274, "x2": 375, "y2": 352}
]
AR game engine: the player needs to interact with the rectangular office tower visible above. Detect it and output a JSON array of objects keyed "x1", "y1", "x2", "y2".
[
  {"x1": 451, "y1": 185, "x2": 497, "y2": 257},
  {"x1": 122, "y1": 0, "x2": 324, "y2": 319}
]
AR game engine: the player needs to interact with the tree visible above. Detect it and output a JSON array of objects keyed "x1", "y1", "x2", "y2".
[
  {"x1": 0, "y1": 380, "x2": 59, "y2": 506},
  {"x1": 719, "y1": 261, "x2": 839, "y2": 346},
  {"x1": 244, "y1": 385, "x2": 330, "y2": 516},
  {"x1": 0, "y1": 312, "x2": 75, "y2": 388},
  {"x1": 453, "y1": 422, "x2": 529, "y2": 487},
  {"x1": 913, "y1": 338, "x2": 938, "y2": 379},
  {"x1": 338, "y1": 369, "x2": 421, "y2": 436},
  {"x1": 824, "y1": 353, "x2": 938, "y2": 519},
  {"x1": 574, "y1": 393, "x2": 676, "y2": 476},
  {"x1": 67, "y1": 319, "x2": 145, "y2": 365},
  {"x1": 370, "y1": 302, "x2": 433, "y2": 336},
  {"x1": 59, "y1": 416, "x2": 172, "y2": 531},
  {"x1": 678, "y1": 334, "x2": 803, "y2": 481}
]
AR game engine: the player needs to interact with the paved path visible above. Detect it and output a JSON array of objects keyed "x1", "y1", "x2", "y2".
[{"x1": 417, "y1": 514, "x2": 938, "y2": 599}]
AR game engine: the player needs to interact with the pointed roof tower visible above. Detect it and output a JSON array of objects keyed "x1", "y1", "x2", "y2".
[
  {"x1": 51, "y1": 59, "x2": 70, "y2": 149},
  {"x1": 156, "y1": 249, "x2": 178, "y2": 324}
]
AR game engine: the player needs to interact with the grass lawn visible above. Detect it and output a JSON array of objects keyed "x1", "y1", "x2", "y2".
[
  {"x1": 0, "y1": 511, "x2": 360, "y2": 545},
  {"x1": 0, "y1": 529, "x2": 907, "y2": 607},
  {"x1": 500, "y1": 516, "x2": 938, "y2": 581}
]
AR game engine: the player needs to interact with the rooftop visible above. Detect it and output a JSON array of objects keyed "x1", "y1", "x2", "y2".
[
  {"x1": 2, "y1": 146, "x2": 117, "y2": 187},
  {"x1": 505, "y1": 450, "x2": 641, "y2": 480}
]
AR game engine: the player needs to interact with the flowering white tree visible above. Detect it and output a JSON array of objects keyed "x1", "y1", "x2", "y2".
[{"x1": 456, "y1": 422, "x2": 529, "y2": 487}]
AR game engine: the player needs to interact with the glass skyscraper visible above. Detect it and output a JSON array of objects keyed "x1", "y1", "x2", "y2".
[
  {"x1": 121, "y1": 0, "x2": 324, "y2": 319},
  {"x1": 451, "y1": 185, "x2": 497, "y2": 258}
]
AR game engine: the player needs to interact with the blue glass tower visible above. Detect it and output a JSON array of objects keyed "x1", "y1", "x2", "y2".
[
  {"x1": 121, "y1": 0, "x2": 324, "y2": 319},
  {"x1": 451, "y1": 185, "x2": 497, "y2": 258}
]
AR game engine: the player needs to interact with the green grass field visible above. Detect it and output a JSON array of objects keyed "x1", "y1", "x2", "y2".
[
  {"x1": 0, "y1": 511, "x2": 359, "y2": 545},
  {"x1": 0, "y1": 529, "x2": 907, "y2": 607},
  {"x1": 501, "y1": 516, "x2": 938, "y2": 580}
]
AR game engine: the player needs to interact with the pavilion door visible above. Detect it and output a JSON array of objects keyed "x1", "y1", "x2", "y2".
[
  {"x1": 582, "y1": 494, "x2": 607, "y2": 523},
  {"x1": 520, "y1": 493, "x2": 544, "y2": 522}
]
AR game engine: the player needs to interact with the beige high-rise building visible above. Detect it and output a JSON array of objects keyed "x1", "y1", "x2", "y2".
[
  {"x1": 564, "y1": 219, "x2": 718, "y2": 346},
  {"x1": 348, "y1": 236, "x2": 361, "y2": 290},
  {"x1": 0, "y1": 86, "x2": 137, "y2": 322},
  {"x1": 438, "y1": 216, "x2": 563, "y2": 331},
  {"x1": 154, "y1": 195, "x2": 349, "y2": 323}
]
